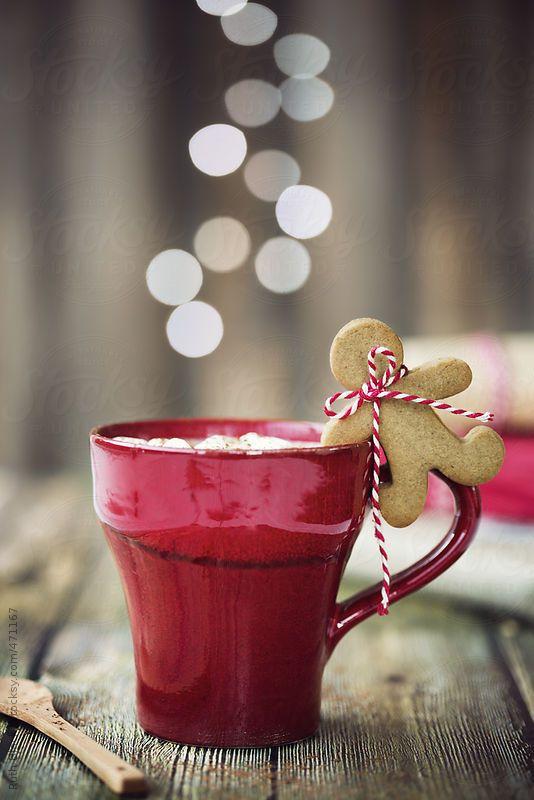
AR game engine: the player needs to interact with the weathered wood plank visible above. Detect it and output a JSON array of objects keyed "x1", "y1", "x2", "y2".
[
  {"x1": 0, "y1": 477, "x2": 98, "y2": 622},
  {"x1": 1, "y1": 478, "x2": 533, "y2": 799},
  {"x1": 7, "y1": 594, "x2": 534, "y2": 798},
  {"x1": 277, "y1": 601, "x2": 534, "y2": 799},
  {"x1": 496, "y1": 619, "x2": 534, "y2": 721},
  {"x1": 0, "y1": 477, "x2": 101, "y2": 791}
]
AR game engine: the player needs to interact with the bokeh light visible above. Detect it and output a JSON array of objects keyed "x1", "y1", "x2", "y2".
[
  {"x1": 194, "y1": 217, "x2": 251, "y2": 272},
  {"x1": 255, "y1": 237, "x2": 311, "y2": 293},
  {"x1": 189, "y1": 124, "x2": 247, "y2": 176},
  {"x1": 280, "y1": 77, "x2": 334, "y2": 121},
  {"x1": 166, "y1": 301, "x2": 224, "y2": 357},
  {"x1": 196, "y1": 0, "x2": 247, "y2": 15},
  {"x1": 274, "y1": 34, "x2": 330, "y2": 78},
  {"x1": 221, "y1": 3, "x2": 277, "y2": 46},
  {"x1": 244, "y1": 150, "x2": 301, "y2": 202},
  {"x1": 146, "y1": 249, "x2": 203, "y2": 305},
  {"x1": 275, "y1": 185, "x2": 332, "y2": 239},
  {"x1": 224, "y1": 79, "x2": 281, "y2": 127}
]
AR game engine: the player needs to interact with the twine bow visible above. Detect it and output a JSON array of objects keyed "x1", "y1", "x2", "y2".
[{"x1": 323, "y1": 346, "x2": 493, "y2": 616}]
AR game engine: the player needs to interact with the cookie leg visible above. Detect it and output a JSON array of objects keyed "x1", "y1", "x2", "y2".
[
  {"x1": 379, "y1": 464, "x2": 428, "y2": 528},
  {"x1": 438, "y1": 426, "x2": 505, "y2": 486}
]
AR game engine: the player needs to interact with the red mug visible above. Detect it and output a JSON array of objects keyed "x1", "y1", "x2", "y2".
[{"x1": 90, "y1": 418, "x2": 480, "y2": 747}]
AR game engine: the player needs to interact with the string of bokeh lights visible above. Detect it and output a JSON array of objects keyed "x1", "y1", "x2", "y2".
[{"x1": 146, "y1": 1, "x2": 334, "y2": 357}]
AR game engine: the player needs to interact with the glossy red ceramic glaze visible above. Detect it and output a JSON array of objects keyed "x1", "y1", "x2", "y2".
[{"x1": 90, "y1": 418, "x2": 480, "y2": 747}]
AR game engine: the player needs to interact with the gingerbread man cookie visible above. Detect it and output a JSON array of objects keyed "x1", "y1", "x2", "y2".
[{"x1": 321, "y1": 318, "x2": 505, "y2": 527}]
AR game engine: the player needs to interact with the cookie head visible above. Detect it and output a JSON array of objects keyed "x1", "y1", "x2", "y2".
[{"x1": 330, "y1": 318, "x2": 404, "y2": 389}]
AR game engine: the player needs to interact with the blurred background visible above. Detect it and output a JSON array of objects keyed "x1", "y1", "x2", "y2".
[
  {"x1": 0, "y1": 8, "x2": 534, "y2": 780},
  {"x1": 1, "y1": 0, "x2": 534, "y2": 477}
]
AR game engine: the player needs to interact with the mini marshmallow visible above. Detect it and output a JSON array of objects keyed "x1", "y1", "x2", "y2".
[
  {"x1": 147, "y1": 437, "x2": 191, "y2": 449},
  {"x1": 113, "y1": 432, "x2": 316, "y2": 451},
  {"x1": 114, "y1": 436, "x2": 147, "y2": 446},
  {"x1": 164, "y1": 437, "x2": 192, "y2": 449},
  {"x1": 194, "y1": 435, "x2": 242, "y2": 450},
  {"x1": 238, "y1": 432, "x2": 295, "y2": 450}
]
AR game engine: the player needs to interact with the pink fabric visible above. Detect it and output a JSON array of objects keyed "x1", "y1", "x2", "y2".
[
  {"x1": 471, "y1": 333, "x2": 512, "y2": 429},
  {"x1": 427, "y1": 433, "x2": 534, "y2": 522}
]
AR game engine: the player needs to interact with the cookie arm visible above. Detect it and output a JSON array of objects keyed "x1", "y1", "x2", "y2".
[
  {"x1": 398, "y1": 358, "x2": 472, "y2": 400},
  {"x1": 321, "y1": 404, "x2": 373, "y2": 446}
]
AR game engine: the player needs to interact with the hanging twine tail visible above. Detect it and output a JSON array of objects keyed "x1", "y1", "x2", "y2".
[
  {"x1": 368, "y1": 346, "x2": 396, "y2": 615},
  {"x1": 323, "y1": 345, "x2": 493, "y2": 617},
  {"x1": 370, "y1": 398, "x2": 390, "y2": 614}
]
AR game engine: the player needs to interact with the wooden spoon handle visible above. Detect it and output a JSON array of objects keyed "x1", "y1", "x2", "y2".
[{"x1": 27, "y1": 710, "x2": 147, "y2": 795}]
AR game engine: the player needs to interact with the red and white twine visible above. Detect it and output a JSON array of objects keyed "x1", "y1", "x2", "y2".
[{"x1": 323, "y1": 346, "x2": 493, "y2": 616}]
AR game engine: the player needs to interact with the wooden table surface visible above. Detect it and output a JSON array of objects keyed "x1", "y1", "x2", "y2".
[{"x1": 0, "y1": 474, "x2": 533, "y2": 799}]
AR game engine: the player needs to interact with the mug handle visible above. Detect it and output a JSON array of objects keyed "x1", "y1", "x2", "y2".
[{"x1": 327, "y1": 470, "x2": 481, "y2": 654}]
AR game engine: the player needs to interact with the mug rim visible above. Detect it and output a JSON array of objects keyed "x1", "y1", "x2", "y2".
[{"x1": 90, "y1": 417, "x2": 369, "y2": 458}]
